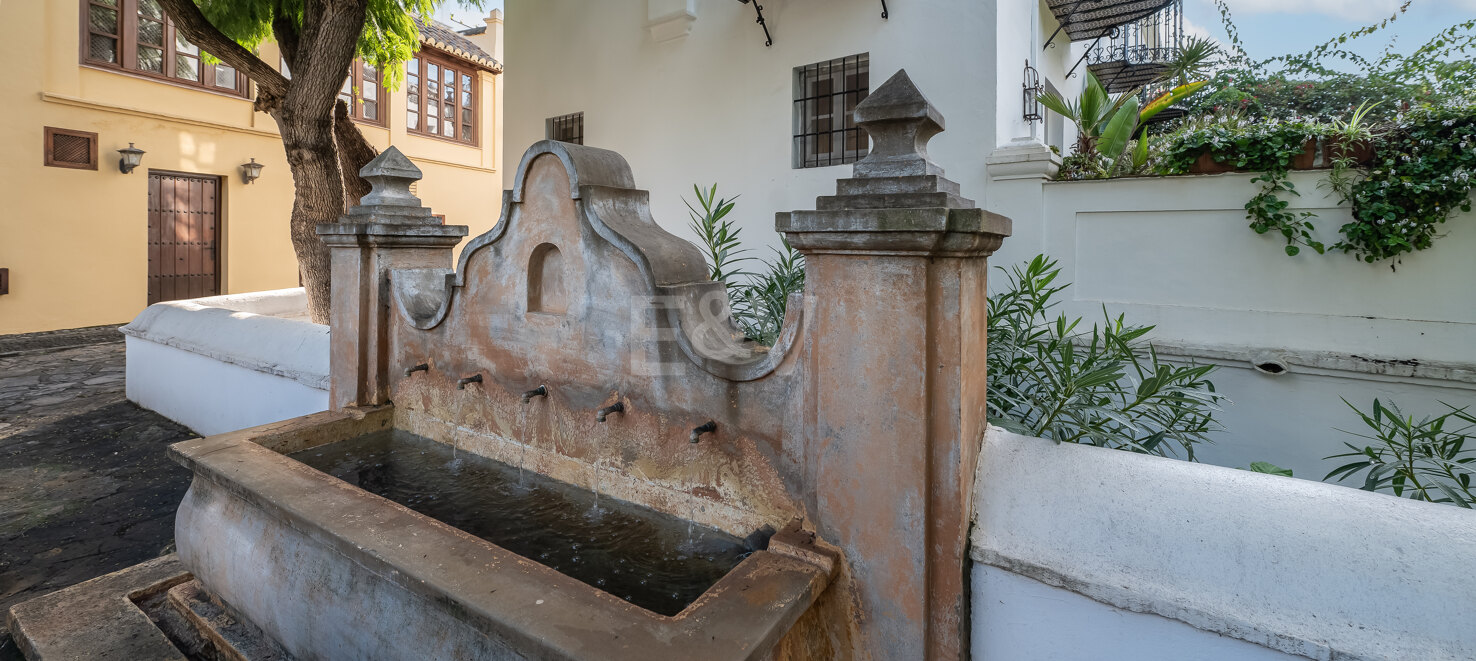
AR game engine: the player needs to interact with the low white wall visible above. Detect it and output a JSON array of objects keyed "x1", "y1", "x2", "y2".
[
  {"x1": 972, "y1": 567, "x2": 1299, "y2": 661},
  {"x1": 121, "y1": 289, "x2": 329, "y2": 436},
  {"x1": 986, "y1": 168, "x2": 1476, "y2": 477},
  {"x1": 971, "y1": 427, "x2": 1476, "y2": 661}
]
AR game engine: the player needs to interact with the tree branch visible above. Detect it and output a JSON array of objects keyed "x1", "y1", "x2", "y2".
[
  {"x1": 154, "y1": 0, "x2": 289, "y2": 103},
  {"x1": 273, "y1": 0, "x2": 300, "y2": 72},
  {"x1": 334, "y1": 99, "x2": 378, "y2": 205}
]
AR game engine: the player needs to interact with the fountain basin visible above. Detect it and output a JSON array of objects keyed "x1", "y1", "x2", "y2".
[{"x1": 169, "y1": 407, "x2": 838, "y2": 660}]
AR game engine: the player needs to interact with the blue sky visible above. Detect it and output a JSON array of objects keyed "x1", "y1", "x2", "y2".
[
  {"x1": 431, "y1": 0, "x2": 503, "y2": 31},
  {"x1": 1182, "y1": 0, "x2": 1474, "y2": 68}
]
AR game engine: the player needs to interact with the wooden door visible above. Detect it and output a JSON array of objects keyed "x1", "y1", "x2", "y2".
[{"x1": 147, "y1": 172, "x2": 220, "y2": 304}]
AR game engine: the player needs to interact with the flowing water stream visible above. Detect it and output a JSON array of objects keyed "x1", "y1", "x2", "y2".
[{"x1": 289, "y1": 430, "x2": 750, "y2": 616}]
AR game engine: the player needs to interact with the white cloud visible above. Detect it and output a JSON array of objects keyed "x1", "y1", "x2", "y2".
[{"x1": 1181, "y1": 13, "x2": 1216, "y2": 41}]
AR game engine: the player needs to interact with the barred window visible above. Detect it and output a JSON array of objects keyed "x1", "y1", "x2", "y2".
[
  {"x1": 82, "y1": 0, "x2": 247, "y2": 96},
  {"x1": 793, "y1": 54, "x2": 869, "y2": 169},
  {"x1": 546, "y1": 113, "x2": 584, "y2": 145}
]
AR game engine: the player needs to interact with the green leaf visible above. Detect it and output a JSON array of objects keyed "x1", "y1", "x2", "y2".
[
  {"x1": 1096, "y1": 97, "x2": 1141, "y2": 161},
  {"x1": 1247, "y1": 461, "x2": 1293, "y2": 476}
]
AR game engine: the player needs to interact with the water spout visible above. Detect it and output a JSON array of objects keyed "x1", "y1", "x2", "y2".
[
  {"x1": 405, "y1": 363, "x2": 429, "y2": 376},
  {"x1": 689, "y1": 421, "x2": 717, "y2": 443},
  {"x1": 596, "y1": 401, "x2": 625, "y2": 423},
  {"x1": 457, "y1": 373, "x2": 483, "y2": 390},
  {"x1": 521, "y1": 385, "x2": 548, "y2": 403}
]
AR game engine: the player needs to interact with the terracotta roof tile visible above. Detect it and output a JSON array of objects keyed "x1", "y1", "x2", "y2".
[{"x1": 416, "y1": 17, "x2": 501, "y2": 72}]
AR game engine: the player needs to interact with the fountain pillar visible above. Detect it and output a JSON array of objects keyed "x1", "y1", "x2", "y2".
[
  {"x1": 779, "y1": 70, "x2": 1011, "y2": 660},
  {"x1": 317, "y1": 147, "x2": 468, "y2": 409}
]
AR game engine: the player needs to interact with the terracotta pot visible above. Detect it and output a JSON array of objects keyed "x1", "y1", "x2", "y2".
[
  {"x1": 1289, "y1": 139, "x2": 1319, "y2": 170},
  {"x1": 1324, "y1": 138, "x2": 1376, "y2": 166},
  {"x1": 1188, "y1": 151, "x2": 1239, "y2": 174}
]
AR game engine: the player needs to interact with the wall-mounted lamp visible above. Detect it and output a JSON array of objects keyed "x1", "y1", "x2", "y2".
[
  {"x1": 117, "y1": 143, "x2": 145, "y2": 174},
  {"x1": 240, "y1": 158, "x2": 265, "y2": 185},
  {"x1": 1023, "y1": 61, "x2": 1043, "y2": 124}
]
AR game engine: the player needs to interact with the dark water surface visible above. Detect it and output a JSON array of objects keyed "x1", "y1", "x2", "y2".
[{"x1": 288, "y1": 430, "x2": 749, "y2": 616}]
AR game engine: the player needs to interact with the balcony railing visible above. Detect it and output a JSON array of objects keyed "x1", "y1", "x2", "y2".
[{"x1": 1085, "y1": 0, "x2": 1184, "y2": 93}]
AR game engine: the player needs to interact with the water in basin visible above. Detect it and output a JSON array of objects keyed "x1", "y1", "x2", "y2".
[{"x1": 288, "y1": 430, "x2": 750, "y2": 616}]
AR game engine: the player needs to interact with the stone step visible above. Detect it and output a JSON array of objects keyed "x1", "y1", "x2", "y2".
[
  {"x1": 5, "y1": 555, "x2": 192, "y2": 661},
  {"x1": 165, "y1": 581, "x2": 291, "y2": 661}
]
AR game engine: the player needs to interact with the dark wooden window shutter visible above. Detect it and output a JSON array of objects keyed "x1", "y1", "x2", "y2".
[{"x1": 44, "y1": 127, "x2": 99, "y2": 170}]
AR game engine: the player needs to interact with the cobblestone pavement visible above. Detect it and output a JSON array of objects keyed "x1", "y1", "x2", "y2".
[{"x1": 0, "y1": 335, "x2": 197, "y2": 659}]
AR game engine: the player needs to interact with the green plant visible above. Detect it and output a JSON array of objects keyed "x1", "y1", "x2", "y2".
[
  {"x1": 1324, "y1": 400, "x2": 1476, "y2": 508},
  {"x1": 729, "y1": 240, "x2": 805, "y2": 345},
  {"x1": 1159, "y1": 116, "x2": 1329, "y2": 256},
  {"x1": 685, "y1": 184, "x2": 806, "y2": 346},
  {"x1": 1321, "y1": 100, "x2": 1382, "y2": 200},
  {"x1": 1246, "y1": 171, "x2": 1325, "y2": 256},
  {"x1": 1158, "y1": 36, "x2": 1221, "y2": 88},
  {"x1": 1038, "y1": 72, "x2": 1139, "y2": 164},
  {"x1": 686, "y1": 184, "x2": 749, "y2": 283},
  {"x1": 1246, "y1": 462, "x2": 1293, "y2": 477},
  {"x1": 1334, "y1": 105, "x2": 1476, "y2": 264},
  {"x1": 1041, "y1": 72, "x2": 1205, "y2": 178},
  {"x1": 986, "y1": 256, "x2": 1225, "y2": 459}
]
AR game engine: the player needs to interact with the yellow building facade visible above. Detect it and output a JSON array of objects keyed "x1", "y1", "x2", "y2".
[{"x1": 0, "y1": 1, "x2": 506, "y2": 335}]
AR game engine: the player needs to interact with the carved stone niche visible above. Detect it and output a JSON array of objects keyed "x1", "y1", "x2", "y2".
[{"x1": 527, "y1": 242, "x2": 568, "y2": 314}]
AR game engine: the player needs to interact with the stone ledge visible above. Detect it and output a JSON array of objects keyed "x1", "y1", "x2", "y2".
[{"x1": 6, "y1": 554, "x2": 192, "y2": 661}]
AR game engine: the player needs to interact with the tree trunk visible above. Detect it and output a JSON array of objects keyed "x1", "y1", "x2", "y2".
[{"x1": 274, "y1": 106, "x2": 343, "y2": 325}]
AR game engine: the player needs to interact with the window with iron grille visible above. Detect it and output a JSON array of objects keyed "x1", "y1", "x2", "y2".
[
  {"x1": 406, "y1": 51, "x2": 479, "y2": 145},
  {"x1": 793, "y1": 54, "x2": 869, "y2": 169},
  {"x1": 81, "y1": 0, "x2": 248, "y2": 97},
  {"x1": 43, "y1": 127, "x2": 99, "y2": 170},
  {"x1": 546, "y1": 113, "x2": 584, "y2": 145}
]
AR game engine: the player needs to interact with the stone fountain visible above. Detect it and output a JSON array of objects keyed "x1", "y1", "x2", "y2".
[{"x1": 8, "y1": 70, "x2": 1009, "y2": 660}]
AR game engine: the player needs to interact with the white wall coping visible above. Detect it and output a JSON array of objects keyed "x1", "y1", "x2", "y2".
[
  {"x1": 119, "y1": 289, "x2": 329, "y2": 390},
  {"x1": 1150, "y1": 340, "x2": 1476, "y2": 386},
  {"x1": 972, "y1": 427, "x2": 1476, "y2": 661}
]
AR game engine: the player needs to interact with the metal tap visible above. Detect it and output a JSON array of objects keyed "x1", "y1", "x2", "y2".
[
  {"x1": 690, "y1": 421, "x2": 717, "y2": 443},
  {"x1": 596, "y1": 401, "x2": 625, "y2": 422},
  {"x1": 457, "y1": 374, "x2": 483, "y2": 390},
  {"x1": 521, "y1": 385, "x2": 548, "y2": 403}
]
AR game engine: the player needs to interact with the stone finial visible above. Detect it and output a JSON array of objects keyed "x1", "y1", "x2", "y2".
[
  {"x1": 777, "y1": 68, "x2": 1012, "y2": 257},
  {"x1": 342, "y1": 146, "x2": 436, "y2": 224},
  {"x1": 851, "y1": 70, "x2": 945, "y2": 179}
]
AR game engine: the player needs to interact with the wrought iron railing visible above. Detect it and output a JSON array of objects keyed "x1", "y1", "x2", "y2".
[{"x1": 1084, "y1": 0, "x2": 1184, "y2": 92}]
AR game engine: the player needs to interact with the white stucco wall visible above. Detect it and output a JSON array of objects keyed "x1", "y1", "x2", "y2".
[
  {"x1": 987, "y1": 169, "x2": 1476, "y2": 477},
  {"x1": 971, "y1": 427, "x2": 1476, "y2": 661},
  {"x1": 505, "y1": 0, "x2": 1079, "y2": 257},
  {"x1": 972, "y1": 567, "x2": 1300, "y2": 661},
  {"x1": 121, "y1": 289, "x2": 328, "y2": 435}
]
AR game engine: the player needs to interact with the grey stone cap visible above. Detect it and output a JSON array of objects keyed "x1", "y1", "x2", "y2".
[
  {"x1": 854, "y1": 69, "x2": 945, "y2": 130},
  {"x1": 317, "y1": 222, "x2": 468, "y2": 247},
  {"x1": 779, "y1": 208, "x2": 1011, "y2": 256}
]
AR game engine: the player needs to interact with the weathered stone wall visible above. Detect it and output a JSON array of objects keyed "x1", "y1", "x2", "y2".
[{"x1": 323, "y1": 71, "x2": 1009, "y2": 660}]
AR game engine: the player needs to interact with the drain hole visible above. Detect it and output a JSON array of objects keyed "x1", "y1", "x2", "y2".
[{"x1": 1253, "y1": 361, "x2": 1288, "y2": 375}]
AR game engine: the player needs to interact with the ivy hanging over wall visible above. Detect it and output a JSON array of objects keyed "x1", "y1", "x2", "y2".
[
  {"x1": 1338, "y1": 106, "x2": 1476, "y2": 262},
  {"x1": 1158, "y1": 118, "x2": 1327, "y2": 255},
  {"x1": 1150, "y1": 2, "x2": 1476, "y2": 263}
]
